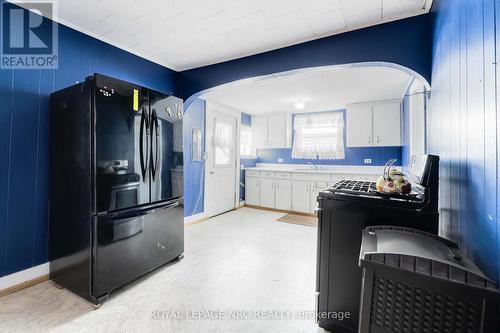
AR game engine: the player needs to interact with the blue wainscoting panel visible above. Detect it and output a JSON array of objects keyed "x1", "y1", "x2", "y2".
[
  {"x1": 429, "y1": 0, "x2": 499, "y2": 283},
  {"x1": 183, "y1": 99, "x2": 206, "y2": 217},
  {"x1": 0, "y1": 1, "x2": 178, "y2": 276}
]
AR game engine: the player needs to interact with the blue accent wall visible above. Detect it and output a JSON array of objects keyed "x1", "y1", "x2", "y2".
[
  {"x1": 183, "y1": 99, "x2": 206, "y2": 217},
  {"x1": 429, "y1": 0, "x2": 499, "y2": 283},
  {"x1": 241, "y1": 112, "x2": 252, "y2": 126},
  {"x1": 0, "y1": 1, "x2": 178, "y2": 277},
  {"x1": 257, "y1": 147, "x2": 402, "y2": 166},
  {"x1": 178, "y1": 15, "x2": 432, "y2": 100}
]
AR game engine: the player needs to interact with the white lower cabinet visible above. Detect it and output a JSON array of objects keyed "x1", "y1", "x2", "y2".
[
  {"x1": 291, "y1": 181, "x2": 310, "y2": 213},
  {"x1": 310, "y1": 182, "x2": 328, "y2": 213},
  {"x1": 246, "y1": 170, "x2": 380, "y2": 214},
  {"x1": 275, "y1": 179, "x2": 291, "y2": 210},
  {"x1": 259, "y1": 178, "x2": 275, "y2": 208},
  {"x1": 245, "y1": 176, "x2": 260, "y2": 206}
]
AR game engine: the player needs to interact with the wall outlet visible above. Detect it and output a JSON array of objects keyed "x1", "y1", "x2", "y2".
[
  {"x1": 278, "y1": 158, "x2": 284, "y2": 163},
  {"x1": 364, "y1": 159, "x2": 372, "y2": 164}
]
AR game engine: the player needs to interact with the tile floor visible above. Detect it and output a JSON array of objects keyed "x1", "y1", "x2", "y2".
[{"x1": 0, "y1": 208, "x2": 326, "y2": 333}]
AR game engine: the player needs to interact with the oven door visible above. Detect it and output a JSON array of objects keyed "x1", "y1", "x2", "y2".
[{"x1": 92, "y1": 198, "x2": 184, "y2": 297}]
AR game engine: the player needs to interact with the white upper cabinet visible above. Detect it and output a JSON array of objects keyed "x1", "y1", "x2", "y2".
[
  {"x1": 252, "y1": 115, "x2": 268, "y2": 150},
  {"x1": 346, "y1": 100, "x2": 402, "y2": 147},
  {"x1": 372, "y1": 101, "x2": 401, "y2": 146},
  {"x1": 268, "y1": 113, "x2": 287, "y2": 148},
  {"x1": 346, "y1": 103, "x2": 373, "y2": 147},
  {"x1": 252, "y1": 112, "x2": 291, "y2": 150}
]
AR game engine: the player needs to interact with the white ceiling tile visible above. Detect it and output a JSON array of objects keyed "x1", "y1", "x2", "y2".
[
  {"x1": 307, "y1": 10, "x2": 345, "y2": 36},
  {"x1": 383, "y1": 0, "x2": 425, "y2": 18},
  {"x1": 19, "y1": 0, "x2": 432, "y2": 70},
  {"x1": 340, "y1": 0, "x2": 382, "y2": 17},
  {"x1": 202, "y1": 66, "x2": 414, "y2": 114},
  {"x1": 298, "y1": 0, "x2": 341, "y2": 17},
  {"x1": 344, "y1": 8, "x2": 382, "y2": 28},
  {"x1": 255, "y1": 0, "x2": 301, "y2": 18}
]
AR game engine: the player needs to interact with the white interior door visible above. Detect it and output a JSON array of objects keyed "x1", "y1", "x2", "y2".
[{"x1": 205, "y1": 109, "x2": 237, "y2": 217}]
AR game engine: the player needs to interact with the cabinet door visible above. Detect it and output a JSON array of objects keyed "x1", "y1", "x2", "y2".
[
  {"x1": 275, "y1": 179, "x2": 291, "y2": 210},
  {"x1": 245, "y1": 177, "x2": 260, "y2": 206},
  {"x1": 346, "y1": 103, "x2": 373, "y2": 147},
  {"x1": 373, "y1": 101, "x2": 401, "y2": 146},
  {"x1": 310, "y1": 182, "x2": 328, "y2": 213},
  {"x1": 268, "y1": 113, "x2": 287, "y2": 148},
  {"x1": 291, "y1": 181, "x2": 310, "y2": 213},
  {"x1": 252, "y1": 115, "x2": 268, "y2": 149},
  {"x1": 259, "y1": 178, "x2": 275, "y2": 208}
]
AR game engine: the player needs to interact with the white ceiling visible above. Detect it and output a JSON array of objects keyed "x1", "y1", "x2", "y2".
[
  {"x1": 201, "y1": 66, "x2": 414, "y2": 114},
  {"x1": 18, "y1": 0, "x2": 433, "y2": 71}
]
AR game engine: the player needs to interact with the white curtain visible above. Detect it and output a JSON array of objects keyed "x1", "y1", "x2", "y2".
[
  {"x1": 214, "y1": 118, "x2": 233, "y2": 149},
  {"x1": 292, "y1": 112, "x2": 345, "y2": 160}
]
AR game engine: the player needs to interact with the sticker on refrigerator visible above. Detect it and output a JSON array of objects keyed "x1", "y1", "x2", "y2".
[{"x1": 133, "y1": 89, "x2": 139, "y2": 111}]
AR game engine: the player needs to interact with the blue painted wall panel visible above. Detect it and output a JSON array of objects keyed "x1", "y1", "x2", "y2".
[
  {"x1": 183, "y1": 99, "x2": 205, "y2": 217},
  {"x1": 429, "y1": 0, "x2": 499, "y2": 283},
  {"x1": 0, "y1": 1, "x2": 178, "y2": 276},
  {"x1": 241, "y1": 112, "x2": 252, "y2": 126}
]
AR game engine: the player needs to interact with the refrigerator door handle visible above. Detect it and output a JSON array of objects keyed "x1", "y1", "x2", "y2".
[
  {"x1": 106, "y1": 199, "x2": 180, "y2": 220},
  {"x1": 139, "y1": 109, "x2": 150, "y2": 182},
  {"x1": 150, "y1": 109, "x2": 159, "y2": 181}
]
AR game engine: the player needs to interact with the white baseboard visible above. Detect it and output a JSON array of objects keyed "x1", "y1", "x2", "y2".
[
  {"x1": 184, "y1": 212, "x2": 209, "y2": 224},
  {"x1": 0, "y1": 262, "x2": 49, "y2": 292}
]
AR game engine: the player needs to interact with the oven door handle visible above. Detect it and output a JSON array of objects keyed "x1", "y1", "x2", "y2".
[
  {"x1": 150, "y1": 109, "x2": 159, "y2": 181},
  {"x1": 139, "y1": 108, "x2": 150, "y2": 182}
]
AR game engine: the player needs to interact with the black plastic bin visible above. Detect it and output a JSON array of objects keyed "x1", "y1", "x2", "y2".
[{"x1": 358, "y1": 226, "x2": 500, "y2": 333}]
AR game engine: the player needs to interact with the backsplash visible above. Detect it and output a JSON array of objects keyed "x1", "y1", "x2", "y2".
[{"x1": 256, "y1": 147, "x2": 402, "y2": 166}]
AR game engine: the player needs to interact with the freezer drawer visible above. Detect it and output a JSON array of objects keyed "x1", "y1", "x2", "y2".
[{"x1": 93, "y1": 199, "x2": 184, "y2": 297}]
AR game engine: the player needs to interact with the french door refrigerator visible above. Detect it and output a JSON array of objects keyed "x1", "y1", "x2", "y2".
[{"x1": 50, "y1": 74, "x2": 184, "y2": 304}]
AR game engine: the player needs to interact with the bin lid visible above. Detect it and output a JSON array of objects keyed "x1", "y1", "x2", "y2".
[{"x1": 359, "y1": 226, "x2": 497, "y2": 290}]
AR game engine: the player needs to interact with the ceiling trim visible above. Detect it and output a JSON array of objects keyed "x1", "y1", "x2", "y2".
[{"x1": 12, "y1": 1, "x2": 433, "y2": 71}]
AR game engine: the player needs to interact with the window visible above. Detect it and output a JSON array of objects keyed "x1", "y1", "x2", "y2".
[
  {"x1": 214, "y1": 118, "x2": 234, "y2": 166},
  {"x1": 292, "y1": 112, "x2": 345, "y2": 160},
  {"x1": 240, "y1": 125, "x2": 253, "y2": 157}
]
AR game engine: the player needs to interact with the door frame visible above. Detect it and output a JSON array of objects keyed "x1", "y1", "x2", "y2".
[{"x1": 204, "y1": 100, "x2": 241, "y2": 216}]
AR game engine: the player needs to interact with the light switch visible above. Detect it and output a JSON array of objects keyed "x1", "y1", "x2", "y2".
[
  {"x1": 364, "y1": 159, "x2": 372, "y2": 164},
  {"x1": 278, "y1": 158, "x2": 284, "y2": 163}
]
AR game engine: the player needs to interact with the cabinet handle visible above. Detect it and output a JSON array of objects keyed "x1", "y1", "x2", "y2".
[
  {"x1": 277, "y1": 182, "x2": 280, "y2": 189},
  {"x1": 256, "y1": 180, "x2": 259, "y2": 187},
  {"x1": 376, "y1": 135, "x2": 380, "y2": 143},
  {"x1": 306, "y1": 185, "x2": 309, "y2": 192},
  {"x1": 368, "y1": 136, "x2": 371, "y2": 144},
  {"x1": 271, "y1": 182, "x2": 274, "y2": 189}
]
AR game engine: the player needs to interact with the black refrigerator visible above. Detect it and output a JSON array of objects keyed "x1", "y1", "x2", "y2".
[{"x1": 49, "y1": 74, "x2": 184, "y2": 304}]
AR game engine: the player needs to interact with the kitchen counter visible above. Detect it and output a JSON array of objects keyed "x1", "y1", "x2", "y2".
[{"x1": 244, "y1": 164, "x2": 394, "y2": 176}]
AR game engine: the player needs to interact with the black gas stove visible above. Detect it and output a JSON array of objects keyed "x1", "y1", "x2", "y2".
[
  {"x1": 329, "y1": 180, "x2": 377, "y2": 195},
  {"x1": 315, "y1": 155, "x2": 440, "y2": 333}
]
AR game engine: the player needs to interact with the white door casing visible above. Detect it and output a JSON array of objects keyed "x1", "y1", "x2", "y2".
[{"x1": 204, "y1": 105, "x2": 238, "y2": 217}]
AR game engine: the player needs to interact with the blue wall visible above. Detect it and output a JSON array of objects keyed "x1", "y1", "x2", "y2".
[
  {"x1": 0, "y1": 2, "x2": 178, "y2": 277},
  {"x1": 183, "y1": 99, "x2": 206, "y2": 217},
  {"x1": 429, "y1": 0, "x2": 499, "y2": 283},
  {"x1": 178, "y1": 15, "x2": 432, "y2": 100},
  {"x1": 257, "y1": 147, "x2": 402, "y2": 166}
]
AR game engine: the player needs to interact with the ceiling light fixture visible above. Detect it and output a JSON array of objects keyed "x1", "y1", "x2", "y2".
[{"x1": 294, "y1": 100, "x2": 306, "y2": 110}]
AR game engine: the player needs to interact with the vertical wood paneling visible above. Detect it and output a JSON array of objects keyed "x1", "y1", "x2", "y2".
[
  {"x1": 430, "y1": 0, "x2": 499, "y2": 282},
  {"x1": 0, "y1": 3, "x2": 178, "y2": 277}
]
